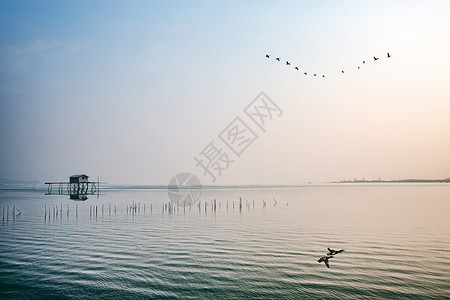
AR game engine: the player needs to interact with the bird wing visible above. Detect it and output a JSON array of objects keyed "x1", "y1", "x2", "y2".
[{"x1": 324, "y1": 260, "x2": 330, "y2": 268}]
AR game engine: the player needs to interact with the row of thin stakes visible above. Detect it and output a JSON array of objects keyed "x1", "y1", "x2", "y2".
[
  {"x1": 126, "y1": 202, "x2": 152, "y2": 215},
  {"x1": 2, "y1": 205, "x2": 22, "y2": 221},
  {"x1": 162, "y1": 197, "x2": 281, "y2": 214},
  {"x1": 4, "y1": 198, "x2": 281, "y2": 222},
  {"x1": 42, "y1": 202, "x2": 153, "y2": 220},
  {"x1": 44, "y1": 204, "x2": 78, "y2": 220}
]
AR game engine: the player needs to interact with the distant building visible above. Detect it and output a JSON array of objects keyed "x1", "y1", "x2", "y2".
[
  {"x1": 69, "y1": 174, "x2": 89, "y2": 183},
  {"x1": 45, "y1": 174, "x2": 98, "y2": 201}
]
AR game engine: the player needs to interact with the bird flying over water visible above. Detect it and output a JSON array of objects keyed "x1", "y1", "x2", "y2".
[
  {"x1": 286, "y1": 61, "x2": 291, "y2": 65},
  {"x1": 295, "y1": 67, "x2": 299, "y2": 70},
  {"x1": 318, "y1": 256, "x2": 333, "y2": 268},
  {"x1": 387, "y1": 52, "x2": 391, "y2": 58},
  {"x1": 327, "y1": 248, "x2": 345, "y2": 256},
  {"x1": 266, "y1": 54, "x2": 270, "y2": 58},
  {"x1": 341, "y1": 70, "x2": 344, "y2": 73},
  {"x1": 373, "y1": 56, "x2": 379, "y2": 61},
  {"x1": 304, "y1": 72, "x2": 307, "y2": 75},
  {"x1": 276, "y1": 57, "x2": 280, "y2": 61}
]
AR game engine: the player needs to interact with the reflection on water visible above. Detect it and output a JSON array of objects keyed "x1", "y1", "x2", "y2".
[
  {"x1": 69, "y1": 194, "x2": 88, "y2": 200},
  {"x1": 1, "y1": 184, "x2": 449, "y2": 299}
]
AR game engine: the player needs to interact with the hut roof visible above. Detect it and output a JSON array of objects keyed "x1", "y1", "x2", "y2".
[{"x1": 70, "y1": 174, "x2": 89, "y2": 178}]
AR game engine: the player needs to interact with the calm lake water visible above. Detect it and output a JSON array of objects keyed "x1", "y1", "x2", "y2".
[{"x1": 1, "y1": 184, "x2": 449, "y2": 299}]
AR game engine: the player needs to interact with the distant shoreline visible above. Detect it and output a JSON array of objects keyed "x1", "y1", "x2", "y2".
[
  {"x1": 1, "y1": 179, "x2": 449, "y2": 192},
  {"x1": 331, "y1": 178, "x2": 450, "y2": 184}
]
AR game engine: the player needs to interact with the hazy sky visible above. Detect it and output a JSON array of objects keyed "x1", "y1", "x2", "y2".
[{"x1": 1, "y1": 0, "x2": 449, "y2": 185}]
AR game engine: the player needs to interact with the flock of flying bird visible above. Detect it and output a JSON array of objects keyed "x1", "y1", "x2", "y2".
[
  {"x1": 265, "y1": 52, "x2": 391, "y2": 77},
  {"x1": 267, "y1": 53, "x2": 385, "y2": 269},
  {"x1": 318, "y1": 248, "x2": 345, "y2": 268}
]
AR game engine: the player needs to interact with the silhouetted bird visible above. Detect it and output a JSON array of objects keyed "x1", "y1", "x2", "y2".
[
  {"x1": 266, "y1": 54, "x2": 270, "y2": 58},
  {"x1": 286, "y1": 61, "x2": 290, "y2": 65},
  {"x1": 318, "y1": 256, "x2": 333, "y2": 268},
  {"x1": 358, "y1": 66, "x2": 360, "y2": 69},
  {"x1": 304, "y1": 72, "x2": 307, "y2": 75},
  {"x1": 373, "y1": 56, "x2": 379, "y2": 61},
  {"x1": 341, "y1": 70, "x2": 344, "y2": 73},
  {"x1": 362, "y1": 61, "x2": 366, "y2": 64},
  {"x1": 276, "y1": 57, "x2": 280, "y2": 61},
  {"x1": 387, "y1": 52, "x2": 391, "y2": 58},
  {"x1": 295, "y1": 67, "x2": 299, "y2": 70},
  {"x1": 313, "y1": 74, "x2": 317, "y2": 76},
  {"x1": 322, "y1": 75, "x2": 325, "y2": 78},
  {"x1": 327, "y1": 248, "x2": 345, "y2": 256}
]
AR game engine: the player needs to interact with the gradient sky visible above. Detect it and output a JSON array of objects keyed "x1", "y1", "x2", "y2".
[{"x1": 1, "y1": 0, "x2": 449, "y2": 185}]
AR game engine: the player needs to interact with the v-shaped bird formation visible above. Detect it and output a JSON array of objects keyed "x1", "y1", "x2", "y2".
[
  {"x1": 318, "y1": 248, "x2": 345, "y2": 268},
  {"x1": 266, "y1": 52, "x2": 391, "y2": 77}
]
